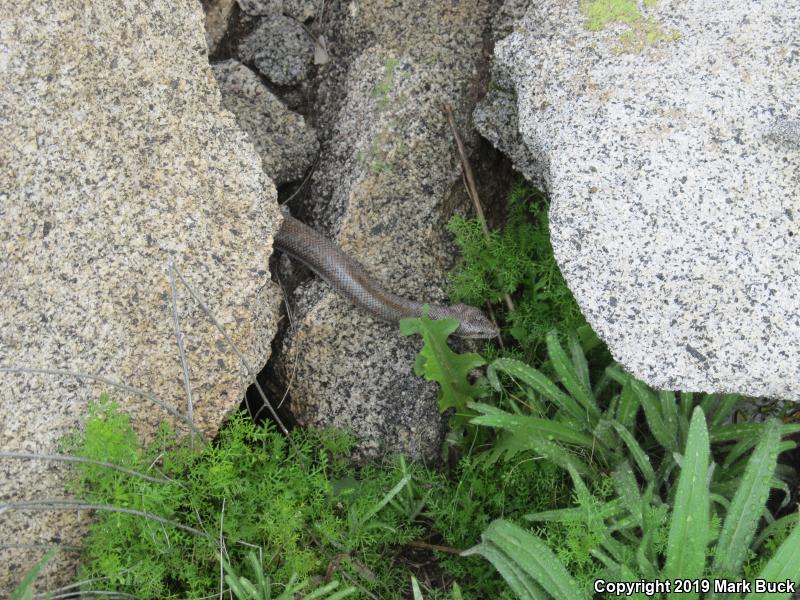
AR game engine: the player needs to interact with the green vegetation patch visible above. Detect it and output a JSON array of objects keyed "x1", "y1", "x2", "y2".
[
  {"x1": 60, "y1": 398, "x2": 431, "y2": 598},
  {"x1": 580, "y1": 0, "x2": 680, "y2": 53},
  {"x1": 55, "y1": 395, "x2": 570, "y2": 599},
  {"x1": 447, "y1": 182, "x2": 587, "y2": 360},
  {"x1": 372, "y1": 56, "x2": 399, "y2": 107}
]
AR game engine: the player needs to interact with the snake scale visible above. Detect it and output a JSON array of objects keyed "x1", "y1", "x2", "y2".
[{"x1": 274, "y1": 214, "x2": 499, "y2": 339}]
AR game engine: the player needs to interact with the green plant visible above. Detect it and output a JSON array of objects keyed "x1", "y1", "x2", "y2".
[
  {"x1": 399, "y1": 308, "x2": 489, "y2": 425},
  {"x1": 58, "y1": 397, "x2": 446, "y2": 599},
  {"x1": 221, "y1": 550, "x2": 356, "y2": 600},
  {"x1": 447, "y1": 182, "x2": 587, "y2": 359},
  {"x1": 464, "y1": 410, "x2": 800, "y2": 599},
  {"x1": 400, "y1": 301, "x2": 800, "y2": 598},
  {"x1": 10, "y1": 548, "x2": 56, "y2": 600},
  {"x1": 423, "y1": 452, "x2": 569, "y2": 600},
  {"x1": 472, "y1": 332, "x2": 800, "y2": 489},
  {"x1": 411, "y1": 576, "x2": 464, "y2": 600}
]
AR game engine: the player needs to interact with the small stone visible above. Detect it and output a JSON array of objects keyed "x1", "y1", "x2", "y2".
[
  {"x1": 213, "y1": 60, "x2": 318, "y2": 184},
  {"x1": 236, "y1": 0, "x2": 279, "y2": 16},
  {"x1": 237, "y1": 14, "x2": 314, "y2": 85}
]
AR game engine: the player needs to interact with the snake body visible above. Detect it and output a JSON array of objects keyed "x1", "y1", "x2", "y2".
[{"x1": 274, "y1": 214, "x2": 498, "y2": 339}]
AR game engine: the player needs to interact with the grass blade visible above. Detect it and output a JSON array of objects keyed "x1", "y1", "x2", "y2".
[
  {"x1": 744, "y1": 518, "x2": 800, "y2": 600},
  {"x1": 659, "y1": 391, "x2": 679, "y2": 449},
  {"x1": 633, "y1": 380, "x2": 676, "y2": 452},
  {"x1": 489, "y1": 358, "x2": 586, "y2": 423},
  {"x1": 616, "y1": 378, "x2": 640, "y2": 431},
  {"x1": 612, "y1": 461, "x2": 643, "y2": 527},
  {"x1": 567, "y1": 332, "x2": 591, "y2": 392},
  {"x1": 712, "y1": 418, "x2": 780, "y2": 577},
  {"x1": 664, "y1": 407, "x2": 710, "y2": 599},
  {"x1": 411, "y1": 576, "x2": 424, "y2": 600},
  {"x1": 547, "y1": 332, "x2": 600, "y2": 422},
  {"x1": 10, "y1": 548, "x2": 57, "y2": 600},
  {"x1": 611, "y1": 422, "x2": 656, "y2": 483},
  {"x1": 463, "y1": 520, "x2": 584, "y2": 600},
  {"x1": 710, "y1": 394, "x2": 741, "y2": 429},
  {"x1": 470, "y1": 403, "x2": 596, "y2": 447}
]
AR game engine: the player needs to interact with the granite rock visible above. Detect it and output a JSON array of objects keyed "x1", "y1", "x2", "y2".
[
  {"x1": 237, "y1": 0, "x2": 279, "y2": 16},
  {"x1": 213, "y1": 59, "x2": 318, "y2": 184},
  {"x1": 273, "y1": 0, "x2": 495, "y2": 460},
  {"x1": 237, "y1": 14, "x2": 314, "y2": 85},
  {"x1": 237, "y1": 0, "x2": 320, "y2": 21},
  {"x1": 478, "y1": 0, "x2": 800, "y2": 399},
  {"x1": 282, "y1": 0, "x2": 321, "y2": 22},
  {"x1": 0, "y1": 0, "x2": 280, "y2": 591},
  {"x1": 203, "y1": 0, "x2": 237, "y2": 54}
]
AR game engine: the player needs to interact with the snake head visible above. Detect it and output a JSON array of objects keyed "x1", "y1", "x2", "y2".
[{"x1": 452, "y1": 304, "x2": 500, "y2": 339}]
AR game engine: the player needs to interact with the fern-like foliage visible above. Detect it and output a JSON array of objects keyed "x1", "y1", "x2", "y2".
[
  {"x1": 58, "y1": 398, "x2": 443, "y2": 599},
  {"x1": 447, "y1": 182, "x2": 586, "y2": 357}
]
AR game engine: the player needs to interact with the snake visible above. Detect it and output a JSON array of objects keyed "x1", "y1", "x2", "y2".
[{"x1": 274, "y1": 214, "x2": 499, "y2": 339}]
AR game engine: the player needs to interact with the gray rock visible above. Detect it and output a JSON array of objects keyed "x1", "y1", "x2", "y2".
[
  {"x1": 274, "y1": 0, "x2": 495, "y2": 460},
  {"x1": 236, "y1": 0, "x2": 320, "y2": 20},
  {"x1": 237, "y1": 0, "x2": 279, "y2": 16},
  {"x1": 237, "y1": 14, "x2": 314, "y2": 85},
  {"x1": 204, "y1": 0, "x2": 237, "y2": 54},
  {"x1": 0, "y1": 0, "x2": 280, "y2": 591},
  {"x1": 213, "y1": 60, "x2": 318, "y2": 184},
  {"x1": 283, "y1": 0, "x2": 321, "y2": 22},
  {"x1": 479, "y1": 0, "x2": 800, "y2": 399},
  {"x1": 474, "y1": 87, "x2": 543, "y2": 189}
]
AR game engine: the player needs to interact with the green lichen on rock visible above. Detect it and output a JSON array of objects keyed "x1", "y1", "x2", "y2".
[
  {"x1": 373, "y1": 56, "x2": 399, "y2": 107},
  {"x1": 580, "y1": 0, "x2": 680, "y2": 53},
  {"x1": 618, "y1": 16, "x2": 681, "y2": 53}
]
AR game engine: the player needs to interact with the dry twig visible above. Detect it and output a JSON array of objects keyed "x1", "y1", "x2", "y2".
[{"x1": 442, "y1": 103, "x2": 515, "y2": 316}]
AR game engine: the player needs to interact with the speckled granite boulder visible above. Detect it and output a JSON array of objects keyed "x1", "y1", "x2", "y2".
[
  {"x1": 213, "y1": 59, "x2": 318, "y2": 184},
  {"x1": 273, "y1": 0, "x2": 494, "y2": 460},
  {"x1": 0, "y1": 0, "x2": 280, "y2": 591},
  {"x1": 478, "y1": 0, "x2": 800, "y2": 399},
  {"x1": 237, "y1": 14, "x2": 314, "y2": 85}
]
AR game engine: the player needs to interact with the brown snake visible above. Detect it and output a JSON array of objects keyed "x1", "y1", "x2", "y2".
[{"x1": 274, "y1": 214, "x2": 499, "y2": 339}]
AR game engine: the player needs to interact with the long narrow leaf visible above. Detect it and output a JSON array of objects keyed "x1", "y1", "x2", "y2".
[
  {"x1": 744, "y1": 518, "x2": 800, "y2": 600},
  {"x1": 710, "y1": 422, "x2": 800, "y2": 443},
  {"x1": 613, "y1": 461, "x2": 643, "y2": 527},
  {"x1": 752, "y1": 513, "x2": 798, "y2": 550},
  {"x1": 547, "y1": 332, "x2": 600, "y2": 422},
  {"x1": 633, "y1": 380, "x2": 676, "y2": 452},
  {"x1": 411, "y1": 576, "x2": 424, "y2": 600},
  {"x1": 469, "y1": 403, "x2": 591, "y2": 475},
  {"x1": 10, "y1": 548, "x2": 57, "y2": 600},
  {"x1": 469, "y1": 403, "x2": 596, "y2": 447},
  {"x1": 616, "y1": 378, "x2": 640, "y2": 431},
  {"x1": 463, "y1": 520, "x2": 585, "y2": 600},
  {"x1": 710, "y1": 394, "x2": 741, "y2": 429},
  {"x1": 612, "y1": 422, "x2": 656, "y2": 483},
  {"x1": 489, "y1": 358, "x2": 586, "y2": 423},
  {"x1": 567, "y1": 332, "x2": 591, "y2": 392},
  {"x1": 659, "y1": 391, "x2": 679, "y2": 448},
  {"x1": 712, "y1": 419, "x2": 780, "y2": 577},
  {"x1": 664, "y1": 407, "x2": 710, "y2": 599}
]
